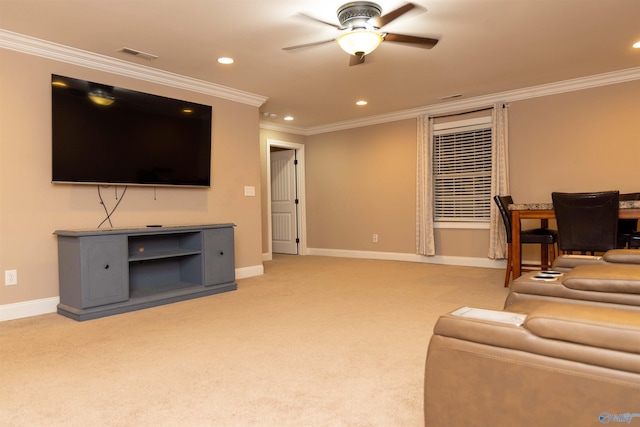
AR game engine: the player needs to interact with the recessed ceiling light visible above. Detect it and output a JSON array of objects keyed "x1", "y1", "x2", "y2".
[
  {"x1": 217, "y1": 57, "x2": 234, "y2": 64},
  {"x1": 633, "y1": 41, "x2": 640, "y2": 49},
  {"x1": 356, "y1": 100, "x2": 368, "y2": 106},
  {"x1": 284, "y1": 116, "x2": 294, "y2": 121}
]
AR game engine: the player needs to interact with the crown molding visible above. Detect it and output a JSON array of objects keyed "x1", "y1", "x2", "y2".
[
  {"x1": 2, "y1": 29, "x2": 636, "y2": 133},
  {"x1": 266, "y1": 66, "x2": 640, "y2": 136},
  {"x1": 259, "y1": 121, "x2": 308, "y2": 135},
  {"x1": 0, "y1": 29, "x2": 268, "y2": 107}
]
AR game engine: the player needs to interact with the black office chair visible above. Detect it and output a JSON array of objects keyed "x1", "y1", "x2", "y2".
[
  {"x1": 617, "y1": 193, "x2": 640, "y2": 248},
  {"x1": 494, "y1": 195, "x2": 558, "y2": 287},
  {"x1": 551, "y1": 191, "x2": 619, "y2": 255}
]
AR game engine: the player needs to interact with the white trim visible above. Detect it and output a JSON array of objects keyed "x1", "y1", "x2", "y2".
[
  {"x1": 0, "y1": 297, "x2": 59, "y2": 321},
  {"x1": 260, "y1": 121, "x2": 308, "y2": 135},
  {"x1": 433, "y1": 116, "x2": 492, "y2": 132},
  {"x1": 0, "y1": 29, "x2": 268, "y2": 107},
  {"x1": 266, "y1": 139, "x2": 308, "y2": 257},
  {"x1": 235, "y1": 264, "x2": 264, "y2": 279},
  {"x1": 307, "y1": 247, "x2": 507, "y2": 269},
  {"x1": 1, "y1": 265, "x2": 264, "y2": 321}
]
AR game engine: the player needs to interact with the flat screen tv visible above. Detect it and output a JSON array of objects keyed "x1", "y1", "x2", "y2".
[{"x1": 51, "y1": 74, "x2": 212, "y2": 187}]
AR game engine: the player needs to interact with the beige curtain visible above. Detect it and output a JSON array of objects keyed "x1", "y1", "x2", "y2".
[
  {"x1": 488, "y1": 102, "x2": 510, "y2": 259},
  {"x1": 416, "y1": 115, "x2": 435, "y2": 256}
]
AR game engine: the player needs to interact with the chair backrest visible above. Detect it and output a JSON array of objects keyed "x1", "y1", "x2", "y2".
[
  {"x1": 552, "y1": 191, "x2": 619, "y2": 253},
  {"x1": 620, "y1": 192, "x2": 640, "y2": 201},
  {"x1": 619, "y1": 193, "x2": 640, "y2": 235},
  {"x1": 493, "y1": 195, "x2": 514, "y2": 243}
]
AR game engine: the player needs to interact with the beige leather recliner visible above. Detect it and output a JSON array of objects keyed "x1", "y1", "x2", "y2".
[
  {"x1": 424, "y1": 300, "x2": 640, "y2": 427},
  {"x1": 504, "y1": 263, "x2": 640, "y2": 311},
  {"x1": 551, "y1": 248, "x2": 640, "y2": 271}
]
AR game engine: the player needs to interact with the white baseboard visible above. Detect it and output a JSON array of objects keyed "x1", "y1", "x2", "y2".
[
  {"x1": 235, "y1": 264, "x2": 264, "y2": 279},
  {"x1": 306, "y1": 248, "x2": 508, "y2": 269},
  {"x1": 1, "y1": 265, "x2": 265, "y2": 322},
  {"x1": 0, "y1": 296, "x2": 60, "y2": 321}
]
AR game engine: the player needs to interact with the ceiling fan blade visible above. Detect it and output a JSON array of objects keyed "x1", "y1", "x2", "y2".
[
  {"x1": 297, "y1": 12, "x2": 343, "y2": 29},
  {"x1": 383, "y1": 33, "x2": 439, "y2": 49},
  {"x1": 371, "y1": 3, "x2": 416, "y2": 28},
  {"x1": 282, "y1": 39, "x2": 336, "y2": 51},
  {"x1": 349, "y1": 52, "x2": 366, "y2": 66}
]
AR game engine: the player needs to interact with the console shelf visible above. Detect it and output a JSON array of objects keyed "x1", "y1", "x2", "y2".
[
  {"x1": 129, "y1": 249, "x2": 201, "y2": 262},
  {"x1": 54, "y1": 224, "x2": 236, "y2": 321}
]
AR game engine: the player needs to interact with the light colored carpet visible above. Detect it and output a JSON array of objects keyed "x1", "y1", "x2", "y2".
[{"x1": 0, "y1": 255, "x2": 509, "y2": 426}]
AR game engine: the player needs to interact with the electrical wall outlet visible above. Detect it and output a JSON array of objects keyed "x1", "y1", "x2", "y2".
[
  {"x1": 5, "y1": 270, "x2": 17, "y2": 286},
  {"x1": 372, "y1": 234, "x2": 378, "y2": 243}
]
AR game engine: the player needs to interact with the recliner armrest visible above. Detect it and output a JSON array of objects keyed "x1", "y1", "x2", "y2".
[
  {"x1": 435, "y1": 301, "x2": 640, "y2": 374},
  {"x1": 562, "y1": 264, "x2": 640, "y2": 294},
  {"x1": 524, "y1": 302, "x2": 640, "y2": 353},
  {"x1": 604, "y1": 249, "x2": 640, "y2": 265}
]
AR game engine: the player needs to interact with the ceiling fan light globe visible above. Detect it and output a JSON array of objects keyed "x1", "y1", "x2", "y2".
[{"x1": 336, "y1": 30, "x2": 383, "y2": 56}]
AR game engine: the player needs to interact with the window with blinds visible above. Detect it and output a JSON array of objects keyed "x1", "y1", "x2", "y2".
[{"x1": 433, "y1": 118, "x2": 492, "y2": 222}]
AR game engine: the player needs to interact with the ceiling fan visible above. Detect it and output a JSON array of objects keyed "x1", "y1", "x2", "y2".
[{"x1": 283, "y1": 2, "x2": 439, "y2": 66}]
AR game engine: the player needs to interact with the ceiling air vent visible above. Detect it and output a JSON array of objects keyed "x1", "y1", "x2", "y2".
[
  {"x1": 118, "y1": 47, "x2": 158, "y2": 61},
  {"x1": 439, "y1": 94, "x2": 463, "y2": 100}
]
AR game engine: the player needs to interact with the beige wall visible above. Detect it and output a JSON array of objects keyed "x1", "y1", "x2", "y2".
[
  {"x1": 303, "y1": 120, "x2": 490, "y2": 258},
  {"x1": 305, "y1": 121, "x2": 417, "y2": 253},
  {"x1": 259, "y1": 80, "x2": 639, "y2": 262},
  {"x1": 0, "y1": 49, "x2": 264, "y2": 306},
  {"x1": 509, "y1": 81, "x2": 640, "y2": 198}
]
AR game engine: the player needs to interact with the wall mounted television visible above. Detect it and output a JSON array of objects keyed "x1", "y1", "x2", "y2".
[{"x1": 51, "y1": 74, "x2": 212, "y2": 187}]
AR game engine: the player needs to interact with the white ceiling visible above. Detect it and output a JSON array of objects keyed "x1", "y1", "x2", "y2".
[{"x1": 1, "y1": 0, "x2": 639, "y2": 129}]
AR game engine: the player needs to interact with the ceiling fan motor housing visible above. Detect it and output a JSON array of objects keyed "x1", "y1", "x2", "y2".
[{"x1": 337, "y1": 2, "x2": 382, "y2": 29}]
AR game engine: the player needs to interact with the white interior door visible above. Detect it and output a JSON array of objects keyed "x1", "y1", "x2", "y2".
[{"x1": 271, "y1": 149, "x2": 298, "y2": 254}]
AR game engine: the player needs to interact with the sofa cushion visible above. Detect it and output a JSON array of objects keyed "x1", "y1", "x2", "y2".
[
  {"x1": 604, "y1": 249, "x2": 640, "y2": 265},
  {"x1": 524, "y1": 302, "x2": 640, "y2": 354},
  {"x1": 561, "y1": 264, "x2": 640, "y2": 294}
]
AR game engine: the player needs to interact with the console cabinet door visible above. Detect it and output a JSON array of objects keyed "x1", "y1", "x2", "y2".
[
  {"x1": 81, "y1": 235, "x2": 129, "y2": 308},
  {"x1": 204, "y1": 227, "x2": 235, "y2": 286}
]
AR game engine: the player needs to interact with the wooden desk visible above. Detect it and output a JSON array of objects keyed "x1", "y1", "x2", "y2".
[{"x1": 509, "y1": 201, "x2": 640, "y2": 279}]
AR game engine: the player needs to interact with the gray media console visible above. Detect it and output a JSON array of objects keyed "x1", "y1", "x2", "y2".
[{"x1": 54, "y1": 224, "x2": 237, "y2": 321}]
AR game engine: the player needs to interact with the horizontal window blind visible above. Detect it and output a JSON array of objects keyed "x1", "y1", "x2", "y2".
[{"x1": 433, "y1": 125, "x2": 492, "y2": 221}]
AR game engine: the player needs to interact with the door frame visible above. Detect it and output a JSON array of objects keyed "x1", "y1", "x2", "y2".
[{"x1": 266, "y1": 139, "x2": 307, "y2": 257}]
